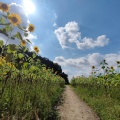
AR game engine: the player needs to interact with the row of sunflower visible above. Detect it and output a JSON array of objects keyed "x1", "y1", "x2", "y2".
[{"x1": 0, "y1": 2, "x2": 65, "y2": 119}]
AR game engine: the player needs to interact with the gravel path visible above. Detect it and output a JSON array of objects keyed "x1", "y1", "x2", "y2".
[{"x1": 58, "y1": 85, "x2": 100, "y2": 120}]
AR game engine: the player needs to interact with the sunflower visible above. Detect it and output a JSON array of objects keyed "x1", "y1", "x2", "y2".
[
  {"x1": 111, "y1": 66, "x2": 114, "y2": 70},
  {"x1": 20, "y1": 40, "x2": 26, "y2": 46},
  {"x1": 116, "y1": 61, "x2": 120, "y2": 64},
  {"x1": 34, "y1": 46, "x2": 39, "y2": 53},
  {"x1": 8, "y1": 13, "x2": 21, "y2": 26},
  {"x1": 28, "y1": 24, "x2": 35, "y2": 32},
  {"x1": 92, "y1": 66, "x2": 95, "y2": 69},
  {"x1": 0, "y1": 3, "x2": 10, "y2": 12}
]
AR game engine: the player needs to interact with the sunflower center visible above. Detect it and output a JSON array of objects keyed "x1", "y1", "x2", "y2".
[
  {"x1": 2, "y1": 4, "x2": 8, "y2": 10},
  {"x1": 12, "y1": 17, "x2": 18, "y2": 23},
  {"x1": 29, "y1": 27, "x2": 34, "y2": 31},
  {"x1": 22, "y1": 41, "x2": 26, "y2": 44}
]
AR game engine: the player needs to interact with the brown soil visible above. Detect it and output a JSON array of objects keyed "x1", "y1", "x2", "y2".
[{"x1": 58, "y1": 85, "x2": 100, "y2": 120}]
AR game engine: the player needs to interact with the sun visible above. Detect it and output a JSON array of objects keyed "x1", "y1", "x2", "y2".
[{"x1": 23, "y1": 0, "x2": 35, "y2": 14}]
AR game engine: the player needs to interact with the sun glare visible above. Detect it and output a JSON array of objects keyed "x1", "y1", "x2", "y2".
[{"x1": 23, "y1": 0, "x2": 35, "y2": 14}]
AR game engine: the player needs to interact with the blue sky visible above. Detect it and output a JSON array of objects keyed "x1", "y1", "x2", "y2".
[{"x1": 1, "y1": 0, "x2": 120, "y2": 79}]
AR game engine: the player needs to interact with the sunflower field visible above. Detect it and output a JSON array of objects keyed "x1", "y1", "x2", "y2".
[
  {"x1": 0, "y1": 2, "x2": 64, "y2": 119},
  {"x1": 71, "y1": 60, "x2": 120, "y2": 120}
]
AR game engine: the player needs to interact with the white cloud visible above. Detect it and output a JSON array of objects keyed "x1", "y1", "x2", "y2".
[
  {"x1": 53, "y1": 22, "x2": 57, "y2": 27},
  {"x1": 53, "y1": 13, "x2": 58, "y2": 27},
  {"x1": 54, "y1": 53, "x2": 120, "y2": 80},
  {"x1": 0, "y1": 3, "x2": 37, "y2": 50},
  {"x1": 54, "y1": 21, "x2": 109, "y2": 49}
]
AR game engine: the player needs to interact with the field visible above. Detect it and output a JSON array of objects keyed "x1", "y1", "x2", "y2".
[
  {"x1": 71, "y1": 60, "x2": 120, "y2": 120},
  {"x1": 0, "y1": 4, "x2": 65, "y2": 119}
]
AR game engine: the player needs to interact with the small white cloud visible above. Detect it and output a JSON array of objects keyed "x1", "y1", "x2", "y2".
[
  {"x1": 54, "y1": 53, "x2": 120, "y2": 79},
  {"x1": 53, "y1": 22, "x2": 57, "y2": 27},
  {"x1": 54, "y1": 21, "x2": 109, "y2": 50},
  {"x1": 53, "y1": 13, "x2": 58, "y2": 27}
]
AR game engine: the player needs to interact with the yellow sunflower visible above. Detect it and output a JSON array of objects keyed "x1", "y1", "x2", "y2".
[
  {"x1": 28, "y1": 24, "x2": 35, "y2": 32},
  {"x1": 34, "y1": 46, "x2": 39, "y2": 53},
  {"x1": 8, "y1": 13, "x2": 21, "y2": 26},
  {"x1": 0, "y1": 3, "x2": 10, "y2": 12},
  {"x1": 20, "y1": 40, "x2": 26, "y2": 46}
]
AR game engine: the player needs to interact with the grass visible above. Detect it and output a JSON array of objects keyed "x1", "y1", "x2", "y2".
[{"x1": 72, "y1": 85, "x2": 120, "y2": 120}]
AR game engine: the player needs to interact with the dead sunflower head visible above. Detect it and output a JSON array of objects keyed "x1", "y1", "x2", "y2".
[
  {"x1": 8, "y1": 13, "x2": 21, "y2": 26},
  {"x1": 0, "y1": 3, "x2": 10, "y2": 12},
  {"x1": 20, "y1": 40, "x2": 26, "y2": 46},
  {"x1": 116, "y1": 61, "x2": 120, "y2": 64},
  {"x1": 34, "y1": 46, "x2": 39, "y2": 53},
  {"x1": 111, "y1": 66, "x2": 114, "y2": 70},
  {"x1": 28, "y1": 24, "x2": 35, "y2": 32},
  {"x1": 92, "y1": 66, "x2": 95, "y2": 69}
]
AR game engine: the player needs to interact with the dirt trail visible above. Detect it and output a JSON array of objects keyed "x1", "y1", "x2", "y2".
[{"x1": 58, "y1": 86, "x2": 100, "y2": 120}]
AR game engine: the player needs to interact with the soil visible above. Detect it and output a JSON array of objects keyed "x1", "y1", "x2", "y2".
[{"x1": 58, "y1": 85, "x2": 100, "y2": 120}]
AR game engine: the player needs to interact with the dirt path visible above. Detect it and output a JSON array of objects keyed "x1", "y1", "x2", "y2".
[{"x1": 58, "y1": 85, "x2": 100, "y2": 120}]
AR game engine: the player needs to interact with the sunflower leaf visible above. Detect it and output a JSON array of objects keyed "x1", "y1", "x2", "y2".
[
  {"x1": 22, "y1": 26, "x2": 27, "y2": 29},
  {"x1": 24, "y1": 32, "x2": 28, "y2": 37},
  {"x1": 0, "y1": 22, "x2": 11, "y2": 25},
  {"x1": 2, "y1": 14, "x2": 7, "y2": 19},
  {"x1": 18, "y1": 53, "x2": 24, "y2": 59},
  {"x1": 15, "y1": 32, "x2": 23, "y2": 40},
  {"x1": 0, "y1": 40, "x2": 3, "y2": 47},
  {"x1": 0, "y1": 17, "x2": 6, "y2": 24},
  {"x1": 7, "y1": 44, "x2": 17, "y2": 52},
  {"x1": 26, "y1": 39, "x2": 32, "y2": 44},
  {"x1": 18, "y1": 25, "x2": 28, "y2": 32},
  {"x1": 5, "y1": 26, "x2": 13, "y2": 32},
  {"x1": 32, "y1": 53, "x2": 36, "y2": 58}
]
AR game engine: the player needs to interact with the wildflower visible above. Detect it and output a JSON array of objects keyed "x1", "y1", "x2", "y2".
[
  {"x1": 20, "y1": 40, "x2": 26, "y2": 46},
  {"x1": 8, "y1": 13, "x2": 21, "y2": 26},
  {"x1": 92, "y1": 66, "x2": 95, "y2": 69},
  {"x1": 34, "y1": 46, "x2": 39, "y2": 53},
  {"x1": 0, "y1": 3, "x2": 10, "y2": 12},
  {"x1": 28, "y1": 24, "x2": 35, "y2": 32}
]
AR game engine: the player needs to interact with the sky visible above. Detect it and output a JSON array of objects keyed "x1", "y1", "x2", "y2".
[{"x1": 0, "y1": 0, "x2": 120, "y2": 80}]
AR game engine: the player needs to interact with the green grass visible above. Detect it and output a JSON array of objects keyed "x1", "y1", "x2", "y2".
[{"x1": 72, "y1": 85, "x2": 120, "y2": 120}]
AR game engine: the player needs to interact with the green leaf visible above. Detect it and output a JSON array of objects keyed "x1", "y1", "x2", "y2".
[
  {"x1": 26, "y1": 39, "x2": 32, "y2": 44},
  {"x1": 0, "y1": 29, "x2": 15, "y2": 40},
  {"x1": 18, "y1": 53, "x2": 24, "y2": 59},
  {"x1": 0, "y1": 17, "x2": 6, "y2": 24},
  {"x1": 18, "y1": 25, "x2": 23, "y2": 30},
  {"x1": 0, "y1": 22, "x2": 11, "y2": 25},
  {"x1": 10, "y1": 36, "x2": 15, "y2": 40},
  {"x1": 5, "y1": 26, "x2": 13, "y2": 32},
  {"x1": 23, "y1": 47, "x2": 27, "y2": 52},
  {"x1": 2, "y1": 14, "x2": 7, "y2": 19},
  {"x1": 8, "y1": 44, "x2": 17, "y2": 52},
  {"x1": 18, "y1": 25, "x2": 28, "y2": 32},
  {"x1": 15, "y1": 32, "x2": 23, "y2": 40},
  {"x1": 24, "y1": 32, "x2": 28, "y2": 37},
  {"x1": 0, "y1": 40, "x2": 3, "y2": 47},
  {"x1": 102, "y1": 66, "x2": 105, "y2": 69},
  {"x1": 23, "y1": 62, "x2": 29, "y2": 68},
  {"x1": 5, "y1": 53, "x2": 13, "y2": 62},
  {"x1": 32, "y1": 53, "x2": 36, "y2": 58},
  {"x1": 22, "y1": 26, "x2": 27, "y2": 29}
]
